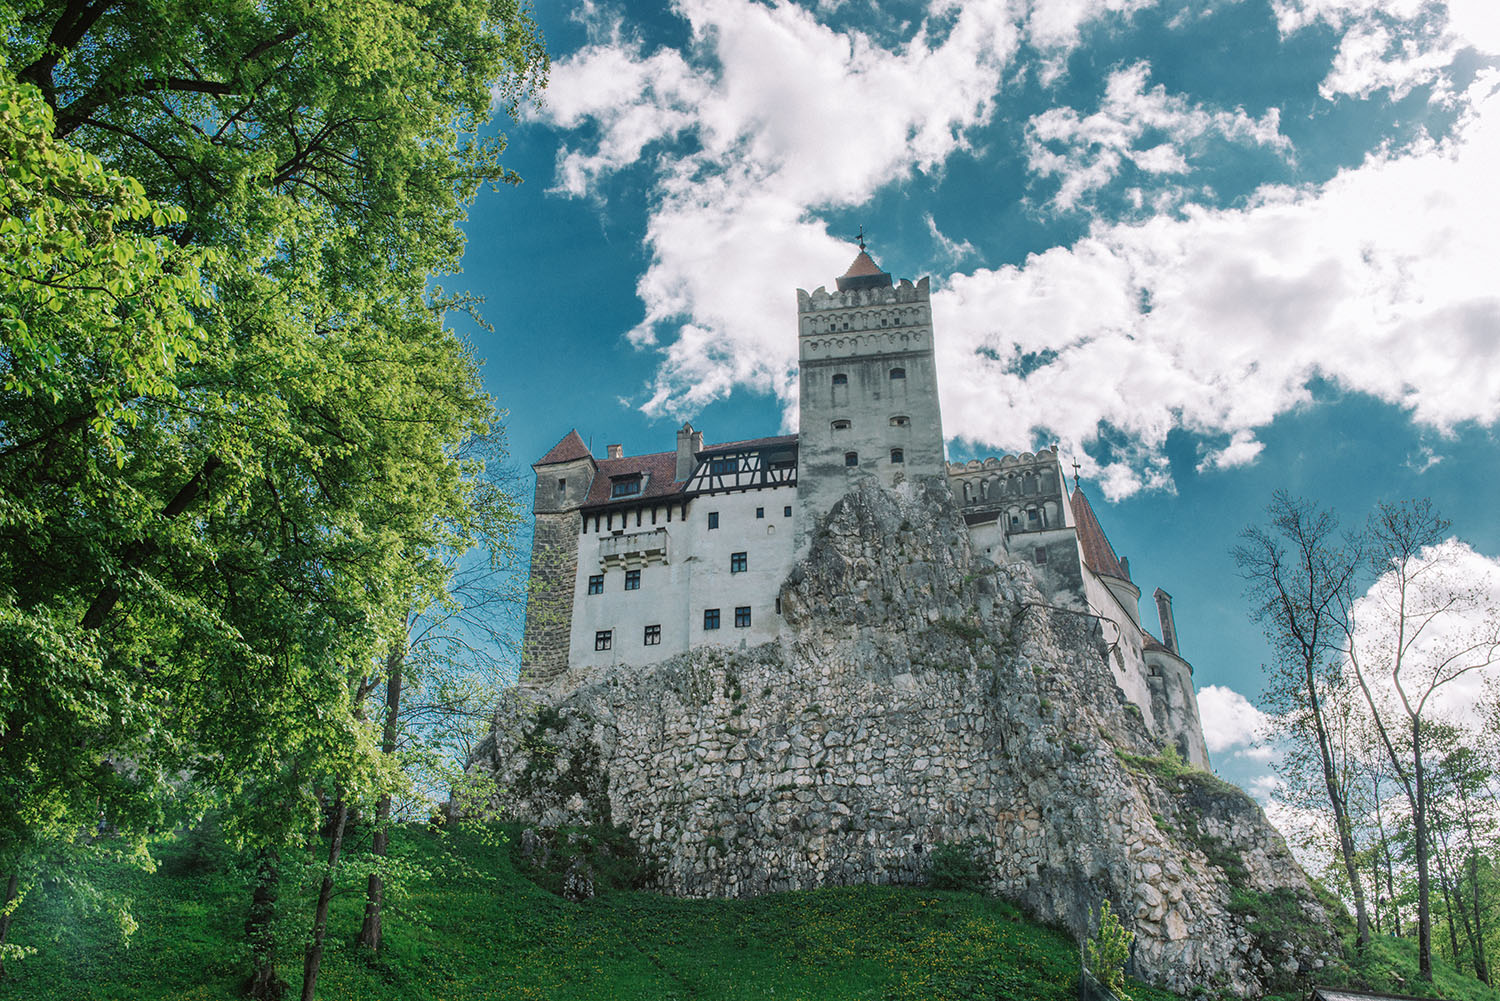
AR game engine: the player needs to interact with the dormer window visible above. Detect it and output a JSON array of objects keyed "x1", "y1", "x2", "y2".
[
  {"x1": 889, "y1": 367, "x2": 906, "y2": 380},
  {"x1": 610, "y1": 475, "x2": 642, "y2": 498}
]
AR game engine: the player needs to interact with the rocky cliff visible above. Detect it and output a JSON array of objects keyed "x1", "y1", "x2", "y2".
[{"x1": 471, "y1": 476, "x2": 1341, "y2": 996}]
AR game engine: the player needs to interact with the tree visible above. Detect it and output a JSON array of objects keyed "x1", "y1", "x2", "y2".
[
  {"x1": 1, "y1": 0, "x2": 546, "y2": 993},
  {"x1": 1340, "y1": 501, "x2": 1500, "y2": 980},
  {"x1": 1235, "y1": 492, "x2": 1372, "y2": 947}
]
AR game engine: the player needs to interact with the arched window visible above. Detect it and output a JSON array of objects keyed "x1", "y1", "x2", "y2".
[
  {"x1": 890, "y1": 448, "x2": 904, "y2": 464},
  {"x1": 832, "y1": 373, "x2": 848, "y2": 385},
  {"x1": 844, "y1": 451, "x2": 859, "y2": 467},
  {"x1": 889, "y1": 367, "x2": 906, "y2": 380},
  {"x1": 889, "y1": 415, "x2": 910, "y2": 427},
  {"x1": 831, "y1": 419, "x2": 851, "y2": 431}
]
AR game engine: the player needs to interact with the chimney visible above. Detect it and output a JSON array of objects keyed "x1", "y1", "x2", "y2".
[
  {"x1": 1154, "y1": 587, "x2": 1178, "y2": 654},
  {"x1": 675, "y1": 423, "x2": 701, "y2": 481},
  {"x1": 607, "y1": 444, "x2": 623, "y2": 460},
  {"x1": 1119, "y1": 555, "x2": 1130, "y2": 580}
]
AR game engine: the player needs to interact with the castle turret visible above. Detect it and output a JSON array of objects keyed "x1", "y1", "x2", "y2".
[
  {"x1": 521, "y1": 430, "x2": 596, "y2": 687},
  {"x1": 795, "y1": 245, "x2": 944, "y2": 550}
]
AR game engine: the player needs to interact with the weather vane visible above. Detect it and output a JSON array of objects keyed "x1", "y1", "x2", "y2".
[{"x1": 855, "y1": 225, "x2": 866, "y2": 251}]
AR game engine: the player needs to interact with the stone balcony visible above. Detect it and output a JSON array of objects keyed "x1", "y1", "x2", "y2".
[{"x1": 598, "y1": 527, "x2": 669, "y2": 567}]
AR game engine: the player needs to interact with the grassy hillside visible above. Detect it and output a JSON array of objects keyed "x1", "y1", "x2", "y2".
[{"x1": 0, "y1": 825, "x2": 1492, "y2": 1001}]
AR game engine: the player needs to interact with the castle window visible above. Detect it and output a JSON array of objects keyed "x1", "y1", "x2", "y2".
[
  {"x1": 557, "y1": 477, "x2": 566, "y2": 495},
  {"x1": 594, "y1": 630, "x2": 612, "y2": 651},
  {"x1": 730, "y1": 552, "x2": 747, "y2": 573},
  {"x1": 756, "y1": 507, "x2": 764, "y2": 519},
  {"x1": 890, "y1": 416, "x2": 910, "y2": 427},
  {"x1": 889, "y1": 367, "x2": 906, "y2": 380},
  {"x1": 611, "y1": 476, "x2": 641, "y2": 497},
  {"x1": 625, "y1": 569, "x2": 641, "y2": 590},
  {"x1": 710, "y1": 457, "x2": 739, "y2": 475},
  {"x1": 845, "y1": 451, "x2": 858, "y2": 467},
  {"x1": 708, "y1": 511, "x2": 719, "y2": 530},
  {"x1": 1010, "y1": 514, "x2": 1020, "y2": 527},
  {"x1": 704, "y1": 608, "x2": 721, "y2": 630},
  {"x1": 1034, "y1": 547, "x2": 1047, "y2": 565},
  {"x1": 1028, "y1": 508, "x2": 1040, "y2": 525},
  {"x1": 784, "y1": 505, "x2": 792, "y2": 517},
  {"x1": 890, "y1": 448, "x2": 904, "y2": 464},
  {"x1": 832, "y1": 373, "x2": 848, "y2": 386},
  {"x1": 735, "y1": 606, "x2": 752, "y2": 628},
  {"x1": 644, "y1": 624, "x2": 661, "y2": 646},
  {"x1": 775, "y1": 597, "x2": 782, "y2": 614},
  {"x1": 588, "y1": 574, "x2": 603, "y2": 595},
  {"x1": 831, "y1": 419, "x2": 852, "y2": 431}
]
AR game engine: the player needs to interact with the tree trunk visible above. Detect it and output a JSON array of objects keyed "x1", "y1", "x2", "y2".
[
  {"x1": 358, "y1": 642, "x2": 405, "y2": 951},
  {"x1": 300, "y1": 792, "x2": 349, "y2": 1001},
  {"x1": 243, "y1": 852, "x2": 284, "y2": 1000},
  {"x1": 0, "y1": 872, "x2": 19, "y2": 980},
  {"x1": 1436, "y1": 853, "x2": 1463, "y2": 967},
  {"x1": 1369, "y1": 850, "x2": 1383, "y2": 935},
  {"x1": 1471, "y1": 850, "x2": 1491, "y2": 984},
  {"x1": 1305, "y1": 662, "x2": 1370, "y2": 947},
  {"x1": 1414, "y1": 720, "x2": 1433, "y2": 979}
]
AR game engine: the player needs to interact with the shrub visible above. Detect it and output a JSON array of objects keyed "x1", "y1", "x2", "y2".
[
  {"x1": 924, "y1": 838, "x2": 992, "y2": 893},
  {"x1": 1087, "y1": 898, "x2": 1134, "y2": 999}
]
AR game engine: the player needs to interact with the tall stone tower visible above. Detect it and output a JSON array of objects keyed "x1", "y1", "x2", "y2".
[
  {"x1": 520, "y1": 430, "x2": 595, "y2": 687},
  {"x1": 795, "y1": 247, "x2": 945, "y2": 550}
]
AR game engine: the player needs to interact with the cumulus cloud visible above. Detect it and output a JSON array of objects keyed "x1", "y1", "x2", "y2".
[
  {"x1": 938, "y1": 71, "x2": 1500, "y2": 497},
  {"x1": 1196, "y1": 684, "x2": 1273, "y2": 755},
  {"x1": 1025, "y1": 61, "x2": 1290, "y2": 211}
]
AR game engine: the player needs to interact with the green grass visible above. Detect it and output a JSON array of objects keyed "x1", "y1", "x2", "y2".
[
  {"x1": 0, "y1": 824, "x2": 1183, "y2": 1001},
  {"x1": 2, "y1": 825, "x2": 1496, "y2": 1001}
]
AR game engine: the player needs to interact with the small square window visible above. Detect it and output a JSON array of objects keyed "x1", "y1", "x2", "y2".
[
  {"x1": 704, "y1": 608, "x2": 720, "y2": 630},
  {"x1": 625, "y1": 569, "x2": 641, "y2": 590},
  {"x1": 708, "y1": 511, "x2": 719, "y2": 530},
  {"x1": 832, "y1": 373, "x2": 848, "y2": 385},
  {"x1": 756, "y1": 507, "x2": 764, "y2": 519},
  {"x1": 557, "y1": 477, "x2": 567, "y2": 494},
  {"x1": 784, "y1": 505, "x2": 792, "y2": 517},
  {"x1": 889, "y1": 367, "x2": 906, "y2": 380},
  {"x1": 735, "y1": 606, "x2": 752, "y2": 628},
  {"x1": 730, "y1": 552, "x2": 747, "y2": 573},
  {"x1": 890, "y1": 448, "x2": 904, "y2": 464},
  {"x1": 845, "y1": 452, "x2": 858, "y2": 467},
  {"x1": 644, "y1": 624, "x2": 661, "y2": 646},
  {"x1": 594, "y1": 630, "x2": 612, "y2": 651},
  {"x1": 588, "y1": 574, "x2": 603, "y2": 595},
  {"x1": 1034, "y1": 547, "x2": 1048, "y2": 565}
]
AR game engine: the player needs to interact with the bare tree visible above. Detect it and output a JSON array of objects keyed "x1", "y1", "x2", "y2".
[
  {"x1": 1236, "y1": 492, "x2": 1371, "y2": 946},
  {"x1": 1339, "y1": 500, "x2": 1500, "y2": 980}
]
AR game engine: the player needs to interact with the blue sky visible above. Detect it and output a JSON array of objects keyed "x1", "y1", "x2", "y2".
[{"x1": 454, "y1": 0, "x2": 1500, "y2": 804}]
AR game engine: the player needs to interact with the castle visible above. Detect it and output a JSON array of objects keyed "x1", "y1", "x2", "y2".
[{"x1": 520, "y1": 246, "x2": 1209, "y2": 768}]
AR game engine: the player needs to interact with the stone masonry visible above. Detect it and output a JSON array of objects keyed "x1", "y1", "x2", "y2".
[{"x1": 474, "y1": 476, "x2": 1338, "y2": 996}]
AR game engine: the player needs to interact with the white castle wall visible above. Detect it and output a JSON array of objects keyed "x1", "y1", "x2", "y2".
[{"x1": 566, "y1": 486, "x2": 798, "y2": 674}]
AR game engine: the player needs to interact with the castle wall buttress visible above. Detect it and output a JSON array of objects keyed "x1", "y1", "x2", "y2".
[{"x1": 520, "y1": 509, "x2": 581, "y2": 687}]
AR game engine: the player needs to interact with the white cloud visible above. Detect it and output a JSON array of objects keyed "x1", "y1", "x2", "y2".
[
  {"x1": 1274, "y1": 0, "x2": 1500, "y2": 100},
  {"x1": 1025, "y1": 61, "x2": 1290, "y2": 211},
  {"x1": 1197, "y1": 429, "x2": 1266, "y2": 473},
  {"x1": 937, "y1": 70, "x2": 1500, "y2": 497},
  {"x1": 1196, "y1": 684, "x2": 1273, "y2": 754},
  {"x1": 925, "y1": 213, "x2": 979, "y2": 266}
]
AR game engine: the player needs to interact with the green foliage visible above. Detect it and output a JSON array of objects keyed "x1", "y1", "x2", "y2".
[
  {"x1": 933, "y1": 617, "x2": 987, "y2": 644},
  {"x1": 513, "y1": 823, "x2": 658, "y2": 897},
  {"x1": 924, "y1": 838, "x2": 992, "y2": 893},
  {"x1": 0, "y1": 824, "x2": 1189, "y2": 1001},
  {"x1": 1087, "y1": 898, "x2": 1135, "y2": 998}
]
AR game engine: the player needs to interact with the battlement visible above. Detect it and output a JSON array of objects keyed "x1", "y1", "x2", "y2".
[{"x1": 796, "y1": 276, "x2": 930, "y2": 313}]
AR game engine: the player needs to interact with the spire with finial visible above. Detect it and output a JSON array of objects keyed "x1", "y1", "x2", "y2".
[
  {"x1": 1071, "y1": 459, "x2": 1081, "y2": 491},
  {"x1": 836, "y1": 229, "x2": 892, "y2": 291}
]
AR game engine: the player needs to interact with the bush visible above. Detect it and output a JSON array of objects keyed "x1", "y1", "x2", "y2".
[
  {"x1": 924, "y1": 838, "x2": 992, "y2": 893},
  {"x1": 1087, "y1": 898, "x2": 1134, "y2": 998}
]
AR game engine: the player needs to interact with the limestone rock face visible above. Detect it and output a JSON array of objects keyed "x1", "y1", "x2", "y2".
[{"x1": 471, "y1": 477, "x2": 1338, "y2": 996}]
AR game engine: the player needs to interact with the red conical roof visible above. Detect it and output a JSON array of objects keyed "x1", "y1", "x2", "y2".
[
  {"x1": 1069, "y1": 487, "x2": 1131, "y2": 581},
  {"x1": 836, "y1": 249, "x2": 893, "y2": 291},
  {"x1": 535, "y1": 429, "x2": 591, "y2": 466}
]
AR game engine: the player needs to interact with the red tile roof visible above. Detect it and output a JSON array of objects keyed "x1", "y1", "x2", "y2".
[
  {"x1": 579, "y1": 435, "x2": 801, "y2": 511},
  {"x1": 1069, "y1": 487, "x2": 1131, "y2": 581},
  {"x1": 535, "y1": 429, "x2": 591, "y2": 466},
  {"x1": 582, "y1": 450, "x2": 682, "y2": 509},
  {"x1": 841, "y1": 251, "x2": 884, "y2": 279}
]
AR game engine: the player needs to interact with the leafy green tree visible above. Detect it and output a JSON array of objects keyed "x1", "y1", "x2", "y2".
[
  {"x1": 1086, "y1": 898, "x2": 1133, "y2": 999},
  {"x1": 0, "y1": 0, "x2": 546, "y2": 994}
]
